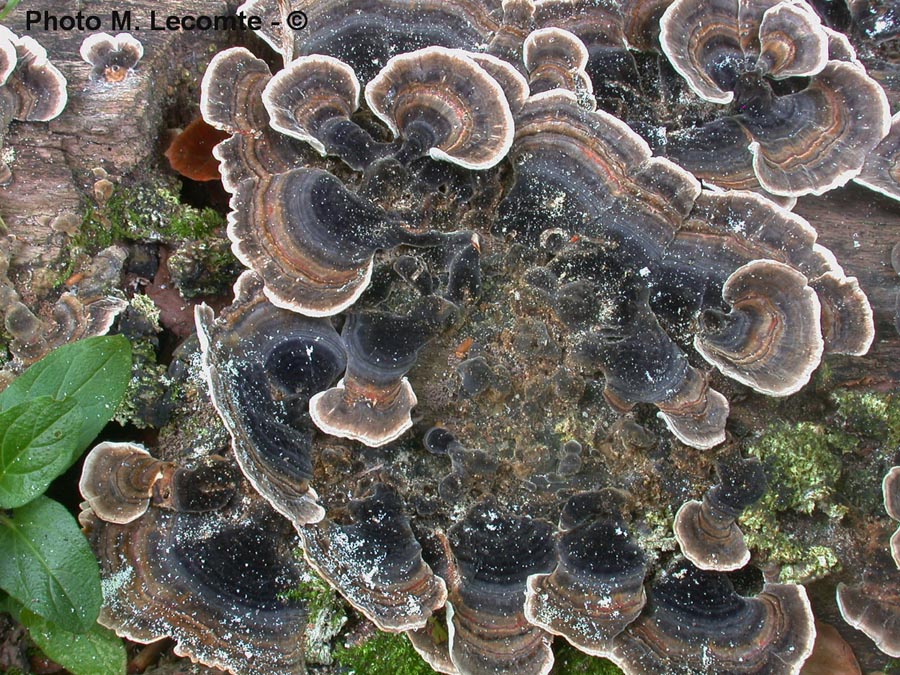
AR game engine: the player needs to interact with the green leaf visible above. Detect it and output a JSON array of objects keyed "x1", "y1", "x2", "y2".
[
  {"x1": 3, "y1": 597, "x2": 126, "y2": 675},
  {"x1": 0, "y1": 336, "x2": 132, "y2": 455},
  {"x1": 0, "y1": 396, "x2": 82, "y2": 508},
  {"x1": 0, "y1": 496, "x2": 102, "y2": 632},
  {"x1": 22, "y1": 609, "x2": 126, "y2": 675}
]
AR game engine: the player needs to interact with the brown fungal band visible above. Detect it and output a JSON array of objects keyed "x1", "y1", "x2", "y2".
[
  {"x1": 80, "y1": 455, "x2": 306, "y2": 675},
  {"x1": 196, "y1": 271, "x2": 342, "y2": 527},
  {"x1": 262, "y1": 55, "x2": 361, "y2": 157},
  {"x1": 837, "y1": 581, "x2": 900, "y2": 658},
  {"x1": 524, "y1": 492, "x2": 647, "y2": 657},
  {"x1": 694, "y1": 259, "x2": 824, "y2": 396},
  {"x1": 300, "y1": 484, "x2": 447, "y2": 631},
  {"x1": 0, "y1": 27, "x2": 67, "y2": 184}
]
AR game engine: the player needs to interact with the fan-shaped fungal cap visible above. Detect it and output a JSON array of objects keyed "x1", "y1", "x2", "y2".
[
  {"x1": 855, "y1": 111, "x2": 900, "y2": 202},
  {"x1": 262, "y1": 55, "x2": 360, "y2": 157},
  {"x1": 885, "y1": 466, "x2": 900, "y2": 567},
  {"x1": 465, "y1": 52, "x2": 529, "y2": 114},
  {"x1": 611, "y1": 561, "x2": 816, "y2": 674},
  {"x1": 79, "y1": 32, "x2": 143, "y2": 82},
  {"x1": 744, "y1": 61, "x2": 891, "y2": 197},
  {"x1": 0, "y1": 30, "x2": 67, "y2": 121},
  {"x1": 837, "y1": 581, "x2": 900, "y2": 657},
  {"x1": 447, "y1": 501, "x2": 557, "y2": 675},
  {"x1": 810, "y1": 271, "x2": 874, "y2": 356},
  {"x1": 82, "y1": 495, "x2": 307, "y2": 675},
  {"x1": 301, "y1": 484, "x2": 447, "y2": 631},
  {"x1": 523, "y1": 28, "x2": 592, "y2": 97},
  {"x1": 80, "y1": 442, "x2": 173, "y2": 524},
  {"x1": 201, "y1": 47, "x2": 272, "y2": 134},
  {"x1": 755, "y1": 1, "x2": 828, "y2": 78},
  {"x1": 659, "y1": 0, "x2": 746, "y2": 104},
  {"x1": 81, "y1": 443, "x2": 237, "y2": 525},
  {"x1": 656, "y1": 365, "x2": 730, "y2": 450},
  {"x1": 364, "y1": 47, "x2": 514, "y2": 170},
  {"x1": 228, "y1": 168, "x2": 410, "y2": 316},
  {"x1": 660, "y1": 0, "x2": 890, "y2": 197},
  {"x1": 695, "y1": 259, "x2": 824, "y2": 396},
  {"x1": 310, "y1": 299, "x2": 454, "y2": 447},
  {"x1": 196, "y1": 272, "x2": 347, "y2": 527},
  {"x1": 674, "y1": 457, "x2": 767, "y2": 571},
  {"x1": 525, "y1": 491, "x2": 647, "y2": 657}
]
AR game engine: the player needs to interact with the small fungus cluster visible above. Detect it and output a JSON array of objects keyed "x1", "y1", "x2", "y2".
[{"x1": 78, "y1": 0, "x2": 900, "y2": 673}]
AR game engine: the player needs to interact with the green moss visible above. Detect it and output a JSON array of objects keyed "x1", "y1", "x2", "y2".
[
  {"x1": 747, "y1": 421, "x2": 851, "y2": 515},
  {"x1": 740, "y1": 503, "x2": 841, "y2": 583},
  {"x1": 551, "y1": 643, "x2": 624, "y2": 675},
  {"x1": 281, "y1": 573, "x2": 339, "y2": 626},
  {"x1": 77, "y1": 182, "x2": 224, "y2": 252},
  {"x1": 333, "y1": 629, "x2": 434, "y2": 675},
  {"x1": 831, "y1": 390, "x2": 900, "y2": 446}
]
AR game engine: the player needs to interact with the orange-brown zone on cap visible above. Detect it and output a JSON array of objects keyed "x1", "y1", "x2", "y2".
[
  {"x1": 228, "y1": 168, "x2": 403, "y2": 316},
  {"x1": 201, "y1": 48, "x2": 272, "y2": 134}
]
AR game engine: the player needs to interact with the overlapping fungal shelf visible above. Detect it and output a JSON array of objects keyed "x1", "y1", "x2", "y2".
[{"x1": 77, "y1": 0, "x2": 900, "y2": 673}]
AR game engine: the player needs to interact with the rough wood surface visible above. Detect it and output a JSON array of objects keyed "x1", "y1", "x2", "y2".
[
  {"x1": 0, "y1": 0, "x2": 233, "y2": 298},
  {"x1": 795, "y1": 184, "x2": 900, "y2": 386}
]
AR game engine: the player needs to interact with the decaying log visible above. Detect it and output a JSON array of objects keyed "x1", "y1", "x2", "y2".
[{"x1": 0, "y1": 0, "x2": 234, "y2": 301}]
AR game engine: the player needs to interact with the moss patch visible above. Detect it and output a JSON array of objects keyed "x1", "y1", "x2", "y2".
[
  {"x1": 78, "y1": 180, "x2": 223, "y2": 252},
  {"x1": 552, "y1": 643, "x2": 624, "y2": 675},
  {"x1": 333, "y1": 630, "x2": 433, "y2": 675}
]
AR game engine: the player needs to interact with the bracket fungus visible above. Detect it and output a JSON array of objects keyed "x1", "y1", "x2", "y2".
[
  {"x1": 300, "y1": 484, "x2": 447, "y2": 631},
  {"x1": 79, "y1": 32, "x2": 143, "y2": 83},
  {"x1": 444, "y1": 502, "x2": 557, "y2": 675},
  {"x1": 885, "y1": 466, "x2": 900, "y2": 568},
  {"x1": 659, "y1": 0, "x2": 891, "y2": 197},
  {"x1": 694, "y1": 259, "x2": 824, "y2": 396},
  {"x1": 196, "y1": 271, "x2": 344, "y2": 527},
  {"x1": 610, "y1": 561, "x2": 816, "y2": 674},
  {"x1": 365, "y1": 47, "x2": 515, "y2": 170},
  {"x1": 0, "y1": 27, "x2": 67, "y2": 184},
  {"x1": 524, "y1": 491, "x2": 648, "y2": 657},
  {"x1": 674, "y1": 456, "x2": 767, "y2": 571},
  {"x1": 837, "y1": 580, "x2": 900, "y2": 658},
  {"x1": 80, "y1": 448, "x2": 306, "y2": 675},
  {"x1": 309, "y1": 298, "x2": 455, "y2": 446},
  {"x1": 855, "y1": 111, "x2": 900, "y2": 201},
  {"x1": 78, "y1": 1, "x2": 894, "y2": 673}
]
